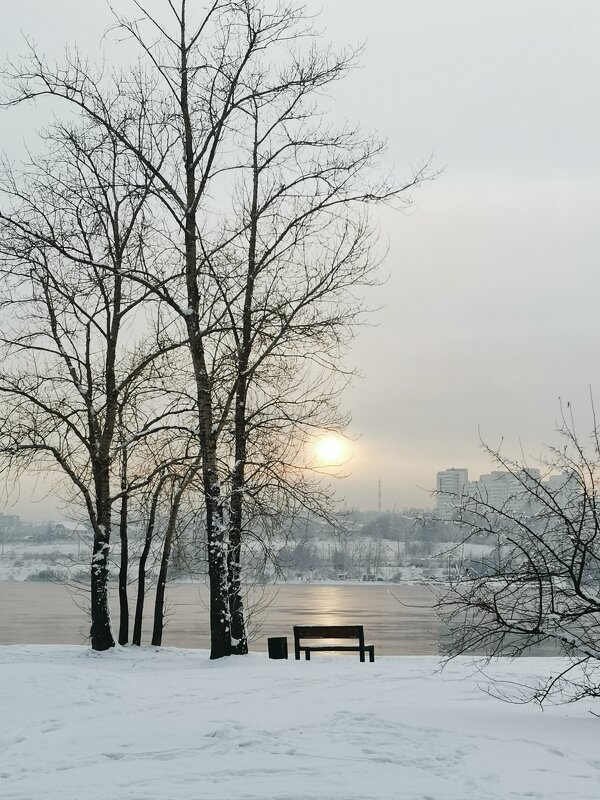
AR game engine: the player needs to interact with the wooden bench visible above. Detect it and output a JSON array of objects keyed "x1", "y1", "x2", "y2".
[{"x1": 293, "y1": 625, "x2": 375, "y2": 662}]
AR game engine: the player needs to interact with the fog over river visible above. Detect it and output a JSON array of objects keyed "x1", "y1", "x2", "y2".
[{"x1": 0, "y1": 583, "x2": 440, "y2": 655}]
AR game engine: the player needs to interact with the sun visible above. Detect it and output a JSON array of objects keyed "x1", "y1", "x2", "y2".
[{"x1": 315, "y1": 435, "x2": 346, "y2": 466}]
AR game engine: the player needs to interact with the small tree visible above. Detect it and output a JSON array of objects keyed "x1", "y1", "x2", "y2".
[
  {"x1": 436, "y1": 412, "x2": 600, "y2": 703},
  {"x1": 0, "y1": 120, "x2": 188, "y2": 649}
]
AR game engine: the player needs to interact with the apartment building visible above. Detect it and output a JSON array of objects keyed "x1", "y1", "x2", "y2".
[
  {"x1": 436, "y1": 466, "x2": 571, "y2": 519},
  {"x1": 436, "y1": 468, "x2": 468, "y2": 519}
]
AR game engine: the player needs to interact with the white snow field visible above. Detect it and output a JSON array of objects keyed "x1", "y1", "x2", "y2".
[{"x1": 0, "y1": 647, "x2": 598, "y2": 800}]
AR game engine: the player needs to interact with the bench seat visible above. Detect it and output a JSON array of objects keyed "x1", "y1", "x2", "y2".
[{"x1": 293, "y1": 625, "x2": 375, "y2": 662}]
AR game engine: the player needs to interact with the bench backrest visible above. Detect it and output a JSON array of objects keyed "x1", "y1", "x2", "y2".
[{"x1": 293, "y1": 625, "x2": 365, "y2": 643}]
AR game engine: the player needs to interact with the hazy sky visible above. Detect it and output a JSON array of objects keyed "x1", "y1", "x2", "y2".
[{"x1": 1, "y1": 1, "x2": 600, "y2": 517}]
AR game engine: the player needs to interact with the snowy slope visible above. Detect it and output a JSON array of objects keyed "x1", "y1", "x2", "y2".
[{"x1": 0, "y1": 646, "x2": 598, "y2": 800}]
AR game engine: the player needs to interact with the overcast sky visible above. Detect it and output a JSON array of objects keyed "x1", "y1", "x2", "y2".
[{"x1": 2, "y1": 0, "x2": 599, "y2": 517}]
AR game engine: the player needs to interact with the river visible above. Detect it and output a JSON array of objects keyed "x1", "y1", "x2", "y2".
[{"x1": 0, "y1": 582, "x2": 440, "y2": 655}]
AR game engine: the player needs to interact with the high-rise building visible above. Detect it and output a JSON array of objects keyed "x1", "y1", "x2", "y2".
[
  {"x1": 436, "y1": 468, "x2": 468, "y2": 519},
  {"x1": 467, "y1": 469, "x2": 540, "y2": 510},
  {"x1": 437, "y1": 464, "x2": 572, "y2": 517}
]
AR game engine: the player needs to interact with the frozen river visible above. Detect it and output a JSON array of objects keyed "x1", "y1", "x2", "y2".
[{"x1": 0, "y1": 582, "x2": 440, "y2": 655}]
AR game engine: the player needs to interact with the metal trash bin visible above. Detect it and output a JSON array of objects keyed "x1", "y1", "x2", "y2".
[{"x1": 267, "y1": 636, "x2": 288, "y2": 659}]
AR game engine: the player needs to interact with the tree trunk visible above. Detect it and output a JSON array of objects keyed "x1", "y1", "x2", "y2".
[
  {"x1": 227, "y1": 113, "x2": 259, "y2": 655},
  {"x1": 227, "y1": 526, "x2": 248, "y2": 654},
  {"x1": 185, "y1": 303, "x2": 231, "y2": 657},
  {"x1": 151, "y1": 525, "x2": 173, "y2": 647},
  {"x1": 118, "y1": 445, "x2": 129, "y2": 645},
  {"x1": 133, "y1": 480, "x2": 164, "y2": 646},
  {"x1": 228, "y1": 398, "x2": 249, "y2": 654},
  {"x1": 90, "y1": 513, "x2": 114, "y2": 650},
  {"x1": 151, "y1": 479, "x2": 189, "y2": 647},
  {"x1": 179, "y1": 13, "x2": 231, "y2": 658},
  {"x1": 206, "y1": 482, "x2": 232, "y2": 659}
]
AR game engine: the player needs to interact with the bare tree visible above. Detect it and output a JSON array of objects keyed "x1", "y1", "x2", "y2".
[
  {"x1": 4, "y1": 0, "x2": 429, "y2": 657},
  {"x1": 0, "y1": 121, "x2": 180, "y2": 650},
  {"x1": 213, "y1": 72, "x2": 418, "y2": 647},
  {"x1": 436, "y1": 412, "x2": 600, "y2": 703}
]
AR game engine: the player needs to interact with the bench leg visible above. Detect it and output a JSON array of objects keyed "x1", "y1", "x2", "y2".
[
  {"x1": 305, "y1": 650, "x2": 311, "y2": 661},
  {"x1": 369, "y1": 648, "x2": 375, "y2": 663},
  {"x1": 360, "y1": 650, "x2": 365, "y2": 662}
]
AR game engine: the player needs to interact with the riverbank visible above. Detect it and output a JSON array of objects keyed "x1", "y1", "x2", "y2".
[{"x1": 1, "y1": 645, "x2": 597, "y2": 800}]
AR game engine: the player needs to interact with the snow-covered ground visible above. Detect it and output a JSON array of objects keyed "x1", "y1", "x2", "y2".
[
  {"x1": 1, "y1": 646, "x2": 598, "y2": 800},
  {"x1": 0, "y1": 540, "x2": 84, "y2": 582}
]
